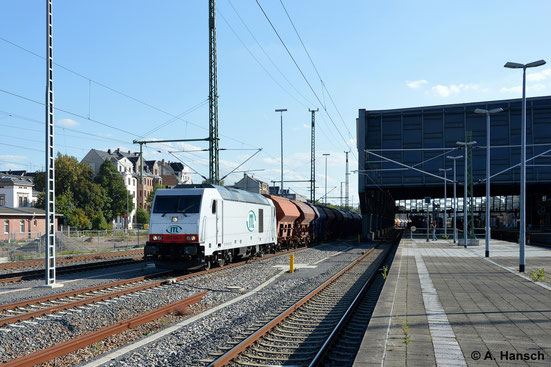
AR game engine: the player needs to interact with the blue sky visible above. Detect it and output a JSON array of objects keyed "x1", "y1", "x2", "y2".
[{"x1": 1, "y1": 0, "x2": 550, "y2": 206}]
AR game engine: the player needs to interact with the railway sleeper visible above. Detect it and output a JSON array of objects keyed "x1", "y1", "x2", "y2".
[
  {"x1": 277, "y1": 323, "x2": 335, "y2": 333},
  {"x1": 241, "y1": 351, "x2": 314, "y2": 362},
  {"x1": 268, "y1": 330, "x2": 329, "y2": 341},
  {"x1": 258, "y1": 340, "x2": 321, "y2": 351}
]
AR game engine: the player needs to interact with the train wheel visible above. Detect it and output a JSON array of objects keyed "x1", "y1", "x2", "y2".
[
  {"x1": 203, "y1": 257, "x2": 211, "y2": 271},
  {"x1": 217, "y1": 252, "x2": 226, "y2": 267}
]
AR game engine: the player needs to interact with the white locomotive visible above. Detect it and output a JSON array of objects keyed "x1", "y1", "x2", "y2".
[{"x1": 144, "y1": 184, "x2": 277, "y2": 269}]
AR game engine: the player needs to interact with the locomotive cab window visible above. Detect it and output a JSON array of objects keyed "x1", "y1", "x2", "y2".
[
  {"x1": 259, "y1": 209, "x2": 264, "y2": 233},
  {"x1": 153, "y1": 195, "x2": 202, "y2": 214}
]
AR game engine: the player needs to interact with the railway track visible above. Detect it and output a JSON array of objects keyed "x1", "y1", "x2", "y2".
[
  {"x1": 0, "y1": 248, "x2": 144, "y2": 271},
  {"x1": 205, "y1": 231, "x2": 401, "y2": 367},
  {"x1": 0, "y1": 257, "x2": 143, "y2": 284},
  {"x1": 0, "y1": 245, "x2": 312, "y2": 365}
]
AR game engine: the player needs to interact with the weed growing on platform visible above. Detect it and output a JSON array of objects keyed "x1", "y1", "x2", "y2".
[
  {"x1": 402, "y1": 321, "x2": 410, "y2": 345},
  {"x1": 381, "y1": 265, "x2": 389, "y2": 279},
  {"x1": 530, "y1": 268, "x2": 545, "y2": 282}
]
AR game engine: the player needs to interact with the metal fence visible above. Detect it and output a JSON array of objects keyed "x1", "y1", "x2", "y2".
[
  {"x1": 0, "y1": 229, "x2": 148, "y2": 262},
  {"x1": 403, "y1": 227, "x2": 487, "y2": 241}
]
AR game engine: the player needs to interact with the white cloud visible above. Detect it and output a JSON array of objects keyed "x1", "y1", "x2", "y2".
[
  {"x1": 57, "y1": 118, "x2": 79, "y2": 127},
  {"x1": 406, "y1": 80, "x2": 428, "y2": 89},
  {"x1": 431, "y1": 83, "x2": 481, "y2": 97},
  {"x1": 303, "y1": 124, "x2": 309, "y2": 129},
  {"x1": 0, "y1": 155, "x2": 29, "y2": 170},
  {"x1": 0, "y1": 155, "x2": 28, "y2": 162},
  {"x1": 527, "y1": 67, "x2": 551, "y2": 82},
  {"x1": 500, "y1": 83, "x2": 546, "y2": 94}
]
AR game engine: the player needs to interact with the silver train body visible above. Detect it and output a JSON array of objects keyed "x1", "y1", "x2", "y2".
[{"x1": 144, "y1": 184, "x2": 277, "y2": 269}]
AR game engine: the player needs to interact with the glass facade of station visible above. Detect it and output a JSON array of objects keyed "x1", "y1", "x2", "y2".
[{"x1": 357, "y1": 96, "x2": 551, "y2": 238}]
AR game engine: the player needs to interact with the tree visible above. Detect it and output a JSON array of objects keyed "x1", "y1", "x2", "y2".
[
  {"x1": 91, "y1": 210, "x2": 110, "y2": 230},
  {"x1": 136, "y1": 207, "x2": 149, "y2": 225},
  {"x1": 94, "y1": 160, "x2": 134, "y2": 222}
]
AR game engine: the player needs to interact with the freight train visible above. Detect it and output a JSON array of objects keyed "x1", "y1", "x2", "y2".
[{"x1": 144, "y1": 184, "x2": 361, "y2": 270}]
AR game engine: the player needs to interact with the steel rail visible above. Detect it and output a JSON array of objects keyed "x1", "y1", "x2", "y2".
[
  {"x1": 0, "y1": 257, "x2": 144, "y2": 284},
  {"x1": 2, "y1": 291, "x2": 207, "y2": 367},
  {"x1": 207, "y1": 246, "x2": 376, "y2": 367},
  {"x1": 0, "y1": 274, "x2": 177, "y2": 327},
  {"x1": 309, "y1": 232, "x2": 401, "y2": 366},
  {"x1": 0, "y1": 271, "x2": 173, "y2": 312},
  {"x1": 0, "y1": 249, "x2": 144, "y2": 271},
  {"x1": 0, "y1": 246, "x2": 308, "y2": 327}
]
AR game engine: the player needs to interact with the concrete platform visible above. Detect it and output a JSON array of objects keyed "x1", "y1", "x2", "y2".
[{"x1": 354, "y1": 238, "x2": 551, "y2": 367}]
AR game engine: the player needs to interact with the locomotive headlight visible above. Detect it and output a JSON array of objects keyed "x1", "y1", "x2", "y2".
[
  {"x1": 191, "y1": 235, "x2": 196, "y2": 241},
  {"x1": 186, "y1": 235, "x2": 191, "y2": 241},
  {"x1": 172, "y1": 216, "x2": 178, "y2": 222},
  {"x1": 152, "y1": 235, "x2": 162, "y2": 241}
]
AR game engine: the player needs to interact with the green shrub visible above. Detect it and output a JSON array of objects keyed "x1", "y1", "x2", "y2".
[{"x1": 530, "y1": 268, "x2": 545, "y2": 282}]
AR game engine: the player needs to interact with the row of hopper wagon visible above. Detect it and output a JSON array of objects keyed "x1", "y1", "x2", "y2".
[{"x1": 263, "y1": 194, "x2": 362, "y2": 249}]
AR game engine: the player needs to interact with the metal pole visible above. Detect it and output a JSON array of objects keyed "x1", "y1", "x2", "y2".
[
  {"x1": 453, "y1": 160, "x2": 457, "y2": 243},
  {"x1": 126, "y1": 188, "x2": 129, "y2": 231},
  {"x1": 520, "y1": 68, "x2": 526, "y2": 272},
  {"x1": 309, "y1": 108, "x2": 318, "y2": 203},
  {"x1": 323, "y1": 154, "x2": 330, "y2": 205},
  {"x1": 281, "y1": 113, "x2": 283, "y2": 194},
  {"x1": 439, "y1": 168, "x2": 451, "y2": 238},
  {"x1": 463, "y1": 151, "x2": 468, "y2": 248},
  {"x1": 345, "y1": 151, "x2": 350, "y2": 209},
  {"x1": 44, "y1": 0, "x2": 61, "y2": 288},
  {"x1": 444, "y1": 169, "x2": 447, "y2": 237},
  {"x1": 426, "y1": 201, "x2": 430, "y2": 242},
  {"x1": 486, "y1": 112, "x2": 491, "y2": 257},
  {"x1": 275, "y1": 109, "x2": 287, "y2": 195},
  {"x1": 209, "y1": 0, "x2": 219, "y2": 184},
  {"x1": 505, "y1": 59, "x2": 546, "y2": 271}
]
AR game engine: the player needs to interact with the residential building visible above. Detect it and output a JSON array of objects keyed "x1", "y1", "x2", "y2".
[
  {"x1": 0, "y1": 206, "x2": 60, "y2": 241},
  {"x1": 136, "y1": 172, "x2": 161, "y2": 209},
  {"x1": 158, "y1": 160, "x2": 192, "y2": 187},
  {"x1": 234, "y1": 174, "x2": 269, "y2": 194},
  {"x1": 0, "y1": 175, "x2": 35, "y2": 208},
  {"x1": 81, "y1": 148, "x2": 138, "y2": 228}
]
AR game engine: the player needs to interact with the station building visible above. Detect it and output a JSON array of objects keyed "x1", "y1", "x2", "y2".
[{"x1": 357, "y1": 96, "x2": 551, "y2": 242}]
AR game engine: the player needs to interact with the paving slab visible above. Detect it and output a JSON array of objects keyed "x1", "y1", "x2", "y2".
[{"x1": 354, "y1": 238, "x2": 551, "y2": 367}]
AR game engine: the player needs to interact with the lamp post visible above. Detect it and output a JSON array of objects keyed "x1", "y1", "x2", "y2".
[
  {"x1": 323, "y1": 153, "x2": 330, "y2": 205},
  {"x1": 447, "y1": 155, "x2": 463, "y2": 244},
  {"x1": 439, "y1": 168, "x2": 452, "y2": 239},
  {"x1": 474, "y1": 107, "x2": 503, "y2": 257},
  {"x1": 456, "y1": 141, "x2": 477, "y2": 248},
  {"x1": 275, "y1": 109, "x2": 287, "y2": 195},
  {"x1": 504, "y1": 59, "x2": 546, "y2": 272}
]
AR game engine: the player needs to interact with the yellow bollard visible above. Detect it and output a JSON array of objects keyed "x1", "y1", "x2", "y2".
[
  {"x1": 358, "y1": 234, "x2": 361, "y2": 243},
  {"x1": 290, "y1": 254, "x2": 294, "y2": 273}
]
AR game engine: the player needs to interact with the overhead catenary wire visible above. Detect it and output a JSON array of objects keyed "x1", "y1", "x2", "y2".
[
  {"x1": 254, "y1": 0, "x2": 353, "y2": 156},
  {"x1": 279, "y1": 0, "x2": 353, "y2": 138},
  {"x1": 225, "y1": 0, "x2": 316, "y2": 108},
  {"x1": 0, "y1": 36, "x2": 260, "y2": 151}
]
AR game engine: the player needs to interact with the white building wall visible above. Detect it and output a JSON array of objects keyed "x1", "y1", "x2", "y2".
[{"x1": 0, "y1": 185, "x2": 33, "y2": 208}]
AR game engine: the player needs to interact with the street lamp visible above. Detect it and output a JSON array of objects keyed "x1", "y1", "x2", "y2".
[
  {"x1": 323, "y1": 153, "x2": 330, "y2": 205},
  {"x1": 457, "y1": 141, "x2": 477, "y2": 248},
  {"x1": 447, "y1": 155, "x2": 463, "y2": 244},
  {"x1": 474, "y1": 107, "x2": 503, "y2": 257},
  {"x1": 504, "y1": 59, "x2": 546, "y2": 272},
  {"x1": 439, "y1": 168, "x2": 452, "y2": 239},
  {"x1": 275, "y1": 109, "x2": 287, "y2": 195}
]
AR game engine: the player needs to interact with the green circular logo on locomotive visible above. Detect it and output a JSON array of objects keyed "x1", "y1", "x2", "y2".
[{"x1": 246, "y1": 210, "x2": 256, "y2": 232}]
